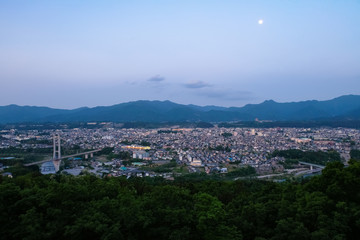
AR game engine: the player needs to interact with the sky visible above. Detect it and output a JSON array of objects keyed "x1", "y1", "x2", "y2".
[{"x1": 0, "y1": 0, "x2": 359, "y2": 109}]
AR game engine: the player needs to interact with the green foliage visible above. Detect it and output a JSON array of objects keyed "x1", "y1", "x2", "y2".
[
  {"x1": 139, "y1": 140, "x2": 151, "y2": 146},
  {"x1": 0, "y1": 153, "x2": 45, "y2": 166},
  {"x1": 1, "y1": 162, "x2": 360, "y2": 239},
  {"x1": 280, "y1": 158, "x2": 300, "y2": 169},
  {"x1": 98, "y1": 147, "x2": 114, "y2": 155},
  {"x1": 221, "y1": 132, "x2": 233, "y2": 137},
  {"x1": 20, "y1": 138, "x2": 52, "y2": 145},
  {"x1": 350, "y1": 149, "x2": 360, "y2": 160},
  {"x1": 142, "y1": 160, "x2": 177, "y2": 173},
  {"x1": 209, "y1": 145, "x2": 231, "y2": 152},
  {"x1": 273, "y1": 149, "x2": 341, "y2": 166},
  {"x1": 6, "y1": 164, "x2": 39, "y2": 177},
  {"x1": 226, "y1": 166, "x2": 256, "y2": 178},
  {"x1": 0, "y1": 146, "x2": 52, "y2": 154}
]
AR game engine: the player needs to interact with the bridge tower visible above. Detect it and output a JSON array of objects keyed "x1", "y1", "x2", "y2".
[
  {"x1": 52, "y1": 134, "x2": 61, "y2": 172},
  {"x1": 53, "y1": 134, "x2": 61, "y2": 160}
]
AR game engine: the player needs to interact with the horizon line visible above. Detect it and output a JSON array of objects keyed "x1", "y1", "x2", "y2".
[{"x1": 0, "y1": 94, "x2": 358, "y2": 110}]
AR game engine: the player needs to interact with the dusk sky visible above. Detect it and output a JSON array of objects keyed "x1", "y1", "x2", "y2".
[{"x1": 1, "y1": 0, "x2": 359, "y2": 109}]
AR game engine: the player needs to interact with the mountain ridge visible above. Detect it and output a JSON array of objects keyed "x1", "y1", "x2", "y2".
[{"x1": 1, "y1": 95, "x2": 360, "y2": 123}]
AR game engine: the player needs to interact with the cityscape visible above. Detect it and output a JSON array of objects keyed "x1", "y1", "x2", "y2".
[
  {"x1": 1, "y1": 0, "x2": 360, "y2": 239},
  {"x1": 1, "y1": 124, "x2": 358, "y2": 180}
]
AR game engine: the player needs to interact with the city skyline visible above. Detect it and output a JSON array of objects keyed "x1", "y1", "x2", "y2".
[{"x1": 1, "y1": 0, "x2": 360, "y2": 108}]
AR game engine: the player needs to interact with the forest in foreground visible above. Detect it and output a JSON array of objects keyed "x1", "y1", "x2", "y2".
[{"x1": 1, "y1": 161, "x2": 360, "y2": 240}]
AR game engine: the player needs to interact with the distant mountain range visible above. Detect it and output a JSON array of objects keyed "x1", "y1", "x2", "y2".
[{"x1": 1, "y1": 95, "x2": 360, "y2": 123}]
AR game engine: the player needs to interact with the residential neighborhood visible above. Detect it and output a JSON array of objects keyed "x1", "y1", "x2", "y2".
[{"x1": 1, "y1": 124, "x2": 359, "y2": 179}]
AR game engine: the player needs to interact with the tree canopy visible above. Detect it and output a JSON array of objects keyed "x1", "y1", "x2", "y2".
[{"x1": 1, "y1": 161, "x2": 360, "y2": 239}]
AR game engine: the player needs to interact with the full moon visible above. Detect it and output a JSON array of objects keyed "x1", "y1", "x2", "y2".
[{"x1": 258, "y1": 19, "x2": 263, "y2": 24}]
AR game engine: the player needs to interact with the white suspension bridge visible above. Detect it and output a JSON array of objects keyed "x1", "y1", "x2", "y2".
[{"x1": 24, "y1": 134, "x2": 102, "y2": 172}]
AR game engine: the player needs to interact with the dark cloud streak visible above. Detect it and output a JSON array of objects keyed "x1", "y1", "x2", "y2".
[
  {"x1": 184, "y1": 81, "x2": 211, "y2": 89},
  {"x1": 148, "y1": 75, "x2": 165, "y2": 82}
]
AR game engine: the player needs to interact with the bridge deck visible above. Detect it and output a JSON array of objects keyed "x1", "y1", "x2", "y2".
[
  {"x1": 298, "y1": 161, "x2": 325, "y2": 169},
  {"x1": 24, "y1": 149, "x2": 102, "y2": 166}
]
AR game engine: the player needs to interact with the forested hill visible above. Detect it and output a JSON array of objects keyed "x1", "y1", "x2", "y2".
[
  {"x1": 1, "y1": 95, "x2": 360, "y2": 123},
  {"x1": 1, "y1": 161, "x2": 360, "y2": 239}
]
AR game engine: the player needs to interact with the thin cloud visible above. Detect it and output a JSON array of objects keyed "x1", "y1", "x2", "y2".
[
  {"x1": 148, "y1": 75, "x2": 165, "y2": 82},
  {"x1": 125, "y1": 81, "x2": 137, "y2": 85},
  {"x1": 199, "y1": 89, "x2": 255, "y2": 101},
  {"x1": 184, "y1": 81, "x2": 212, "y2": 89}
]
